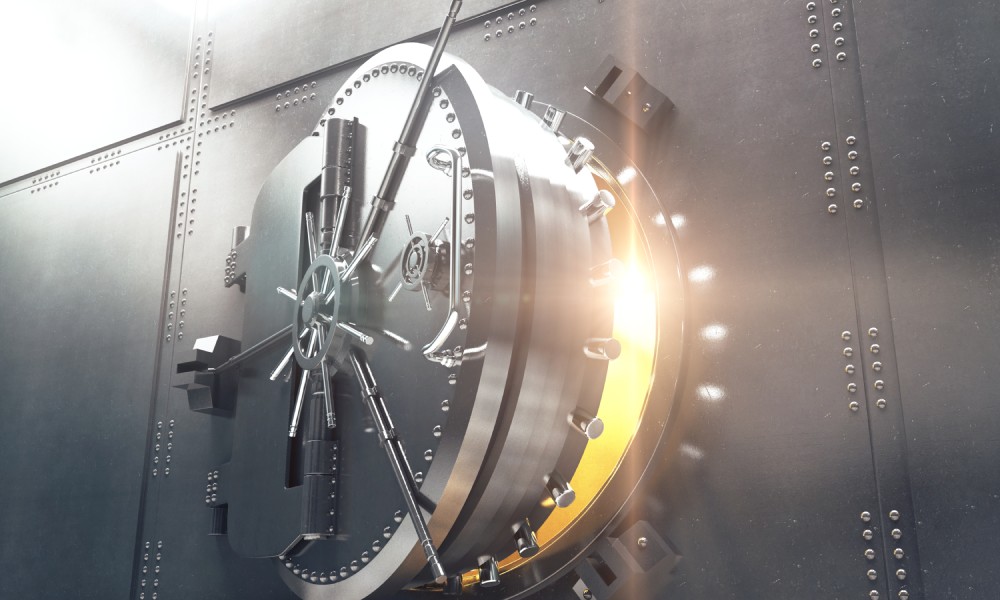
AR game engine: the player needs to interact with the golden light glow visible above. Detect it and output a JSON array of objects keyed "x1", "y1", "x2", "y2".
[{"x1": 490, "y1": 167, "x2": 658, "y2": 576}]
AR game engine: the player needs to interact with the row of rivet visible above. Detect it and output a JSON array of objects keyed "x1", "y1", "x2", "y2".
[
  {"x1": 840, "y1": 328, "x2": 860, "y2": 411},
  {"x1": 151, "y1": 420, "x2": 174, "y2": 477},
  {"x1": 807, "y1": 0, "x2": 848, "y2": 69},
  {"x1": 138, "y1": 540, "x2": 164, "y2": 599},
  {"x1": 843, "y1": 326, "x2": 882, "y2": 411},
  {"x1": 860, "y1": 509, "x2": 909, "y2": 598},
  {"x1": 275, "y1": 81, "x2": 318, "y2": 112},
  {"x1": 483, "y1": 5, "x2": 537, "y2": 42},
  {"x1": 822, "y1": 136, "x2": 863, "y2": 213},
  {"x1": 164, "y1": 288, "x2": 188, "y2": 343}
]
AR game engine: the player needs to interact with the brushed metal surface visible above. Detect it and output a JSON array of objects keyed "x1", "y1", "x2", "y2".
[
  {"x1": 0, "y1": 147, "x2": 177, "y2": 599},
  {"x1": 0, "y1": 0, "x2": 194, "y2": 184},
  {"x1": 207, "y1": 0, "x2": 513, "y2": 107},
  {"x1": 856, "y1": 3, "x2": 1000, "y2": 598}
]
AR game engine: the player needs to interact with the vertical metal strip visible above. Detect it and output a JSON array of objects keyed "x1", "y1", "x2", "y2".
[{"x1": 824, "y1": 1, "x2": 924, "y2": 598}]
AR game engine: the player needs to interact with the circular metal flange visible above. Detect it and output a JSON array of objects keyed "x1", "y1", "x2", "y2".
[{"x1": 294, "y1": 254, "x2": 342, "y2": 370}]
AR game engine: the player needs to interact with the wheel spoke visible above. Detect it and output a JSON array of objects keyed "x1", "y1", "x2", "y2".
[
  {"x1": 348, "y1": 349, "x2": 446, "y2": 583},
  {"x1": 288, "y1": 326, "x2": 319, "y2": 438}
]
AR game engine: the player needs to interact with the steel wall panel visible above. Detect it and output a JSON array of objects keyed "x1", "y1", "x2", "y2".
[
  {"x1": 206, "y1": 0, "x2": 513, "y2": 107},
  {"x1": 855, "y1": 3, "x2": 1000, "y2": 598},
  {"x1": 160, "y1": 0, "x2": 884, "y2": 597},
  {"x1": 0, "y1": 0, "x2": 194, "y2": 184},
  {"x1": 0, "y1": 147, "x2": 178, "y2": 599}
]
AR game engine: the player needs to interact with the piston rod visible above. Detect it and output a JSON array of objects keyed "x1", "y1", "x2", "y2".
[
  {"x1": 356, "y1": 0, "x2": 464, "y2": 253},
  {"x1": 348, "y1": 348, "x2": 447, "y2": 584}
]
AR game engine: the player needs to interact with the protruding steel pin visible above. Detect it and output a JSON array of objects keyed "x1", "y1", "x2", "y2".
[
  {"x1": 569, "y1": 409, "x2": 605, "y2": 440},
  {"x1": 580, "y1": 190, "x2": 616, "y2": 223},
  {"x1": 337, "y1": 322, "x2": 375, "y2": 346},
  {"x1": 544, "y1": 471, "x2": 576, "y2": 508},
  {"x1": 589, "y1": 258, "x2": 625, "y2": 287},
  {"x1": 566, "y1": 137, "x2": 595, "y2": 173},
  {"x1": 542, "y1": 105, "x2": 565, "y2": 132},
  {"x1": 513, "y1": 520, "x2": 539, "y2": 558},
  {"x1": 477, "y1": 556, "x2": 501, "y2": 588},
  {"x1": 583, "y1": 337, "x2": 622, "y2": 361},
  {"x1": 444, "y1": 575, "x2": 464, "y2": 596},
  {"x1": 514, "y1": 90, "x2": 534, "y2": 109},
  {"x1": 277, "y1": 287, "x2": 298, "y2": 301}
]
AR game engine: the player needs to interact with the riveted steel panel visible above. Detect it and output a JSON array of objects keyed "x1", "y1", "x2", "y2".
[
  {"x1": 855, "y1": 3, "x2": 1000, "y2": 598},
  {"x1": 207, "y1": 0, "x2": 513, "y2": 107},
  {"x1": 0, "y1": 0, "x2": 194, "y2": 185},
  {"x1": 0, "y1": 147, "x2": 177, "y2": 599}
]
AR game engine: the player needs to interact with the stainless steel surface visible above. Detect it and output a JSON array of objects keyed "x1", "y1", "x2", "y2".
[
  {"x1": 0, "y1": 147, "x2": 178, "y2": 598},
  {"x1": 349, "y1": 349, "x2": 447, "y2": 584},
  {"x1": 0, "y1": 0, "x2": 193, "y2": 184},
  {"x1": 207, "y1": 0, "x2": 510, "y2": 107},
  {"x1": 1, "y1": 1, "x2": 997, "y2": 599}
]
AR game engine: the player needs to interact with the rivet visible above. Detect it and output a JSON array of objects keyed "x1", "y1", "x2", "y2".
[
  {"x1": 889, "y1": 509, "x2": 900, "y2": 521},
  {"x1": 849, "y1": 401, "x2": 860, "y2": 412},
  {"x1": 865, "y1": 548, "x2": 876, "y2": 560},
  {"x1": 809, "y1": 29, "x2": 819, "y2": 38},
  {"x1": 899, "y1": 591, "x2": 909, "y2": 599},
  {"x1": 826, "y1": 187, "x2": 837, "y2": 197},
  {"x1": 806, "y1": 1, "x2": 816, "y2": 9},
  {"x1": 876, "y1": 398, "x2": 887, "y2": 409},
  {"x1": 808, "y1": 14, "x2": 818, "y2": 24},
  {"x1": 870, "y1": 591, "x2": 880, "y2": 600},
  {"x1": 896, "y1": 569, "x2": 906, "y2": 581},
  {"x1": 843, "y1": 347, "x2": 853, "y2": 357},
  {"x1": 846, "y1": 135, "x2": 857, "y2": 145},
  {"x1": 833, "y1": 21, "x2": 843, "y2": 31},
  {"x1": 811, "y1": 44, "x2": 821, "y2": 53},
  {"x1": 871, "y1": 343, "x2": 881, "y2": 354},
  {"x1": 873, "y1": 361, "x2": 883, "y2": 372},
  {"x1": 868, "y1": 327, "x2": 878, "y2": 338},
  {"x1": 828, "y1": 204, "x2": 838, "y2": 214},
  {"x1": 894, "y1": 547, "x2": 904, "y2": 559},
  {"x1": 848, "y1": 382, "x2": 858, "y2": 393},
  {"x1": 867, "y1": 569, "x2": 878, "y2": 581},
  {"x1": 824, "y1": 171, "x2": 835, "y2": 181},
  {"x1": 861, "y1": 511, "x2": 872, "y2": 522},
  {"x1": 891, "y1": 528, "x2": 902, "y2": 539},
  {"x1": 831, "y1": 7, "x2": 842, "y2": 16},
  {"x1": 852, "y1": 182, "x2": 863, "y2": 192},
  {"x1": 823, "y1": 155, "x2": 833, "y2": 165},
  {"x1": 862, "y1": 528, "x2": 874, "y2": 540},
  {"x1": 821, "y1": 141, "x2": 832, "y2": 151},
  {"x1": 845, "y1": 364, "x2": 855, "y2": 375},
  {"x1": 837, "y1": 52, "x2": 847, "y2": 61},
  {"x1": 835, "y1": 36, "x2": 846, "y2": 46},
  {"x1": 812, "y1": 58, "x2": 823, "y2": 68},
  {"x1": 874, "y1": 380, "x2": 885, "y2": 390},
  {"x1": 842, "y1": 330, "x2": 852, "y2": 341},
  {"x1": 854, "y1": 199, "x2": 865, "y2": 209},
  {"x1": 848, "y1": 150, "x2": 859, "y2": 160}
]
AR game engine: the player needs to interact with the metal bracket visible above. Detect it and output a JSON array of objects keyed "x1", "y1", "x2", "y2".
[
  {"x1": 584, "y1": 55, "x2": 673, "y2": 131},
  {"x1": 572, "y1": 521, "x2": 681, "y2": 600},
  {"x1": 175, "y1": 335, "x2": 242, "y2": 414}
]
